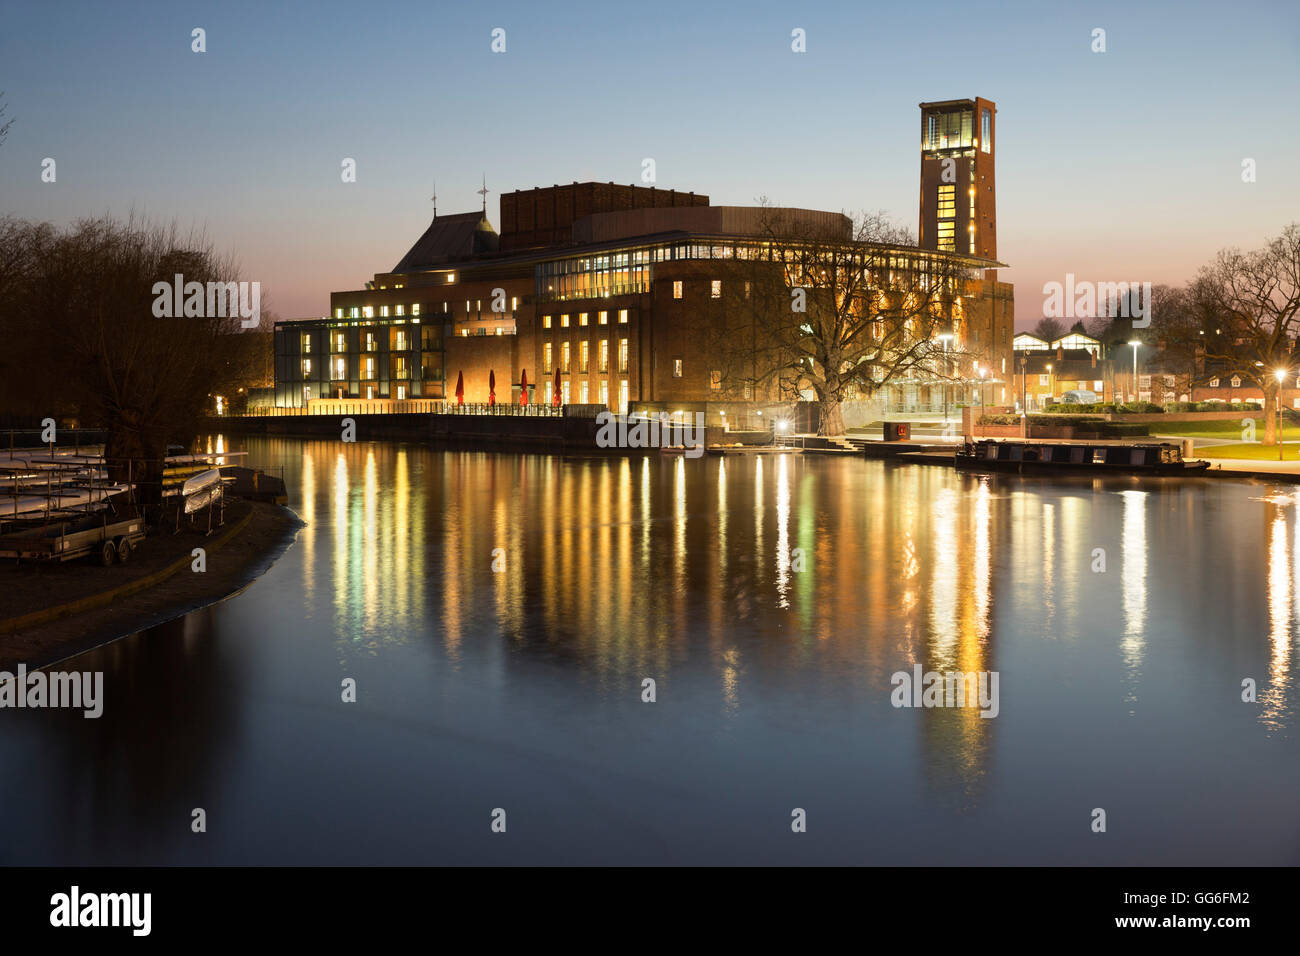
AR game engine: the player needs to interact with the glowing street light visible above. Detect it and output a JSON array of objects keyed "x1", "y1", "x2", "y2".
[
  {"x1": 1128, "y1": 340, "x2": 1141, "y2": 403},
  {"x1": 1276, "y1": 368, "x2": 1287, "y2": 461}
]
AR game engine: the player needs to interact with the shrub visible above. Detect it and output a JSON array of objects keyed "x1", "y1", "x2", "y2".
[{"x1": 1119, "y1": 401, "x2": 1164, "y2": 414}]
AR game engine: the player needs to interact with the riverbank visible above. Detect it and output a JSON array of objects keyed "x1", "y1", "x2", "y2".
[{"x1": 0, "y1": 498, "x2": 303, "y2": 670}]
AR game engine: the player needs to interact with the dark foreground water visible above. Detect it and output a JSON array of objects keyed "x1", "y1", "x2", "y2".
[{"x1": 2, "y1": 437, "x2": 1298, "y2": 865}]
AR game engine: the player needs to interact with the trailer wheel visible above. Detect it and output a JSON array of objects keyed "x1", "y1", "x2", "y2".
[
  {"x1": 116, "y1": 537, "x2": 132, "y2": 564},
  {"x1": 100, "y1": 540, "x2": 117, "y2": 567}
]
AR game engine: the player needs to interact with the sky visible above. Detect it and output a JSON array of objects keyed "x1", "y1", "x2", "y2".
[{"x1": 2, "y1": 0, "x2": 1297, "y2": 328}]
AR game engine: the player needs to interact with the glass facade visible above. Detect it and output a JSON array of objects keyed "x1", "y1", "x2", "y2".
[{"x1": 273, "y1": 318, "x2": 443, "y2": 407}]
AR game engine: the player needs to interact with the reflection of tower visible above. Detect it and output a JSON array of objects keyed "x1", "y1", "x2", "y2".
[{"x1": 918, "y1": 98, "x2": 997, "y2": 270}]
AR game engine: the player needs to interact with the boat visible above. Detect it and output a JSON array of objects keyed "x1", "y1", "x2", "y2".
[{"x1": 955, "y1": 439, "x2": 1211, "y2": 475}]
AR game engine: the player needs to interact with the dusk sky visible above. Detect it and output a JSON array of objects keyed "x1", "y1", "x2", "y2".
[{"x1": 3, "y1": 0, "x2": 1297, "y2": 327}]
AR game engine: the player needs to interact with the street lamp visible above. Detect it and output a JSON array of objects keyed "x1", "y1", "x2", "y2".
[
  {"x1": 1128, "y1": 339, "x2": 1141, "y2": 404},
  {"x1": 1276, "y1": 368, "x2": 1287, "y2": 461},
  {"x1": 1046, "y1": 363, "x2": 1053, "y2": 407},
  {"x1": 938, "y1": 331, "x2": 954, "y2": 422}
]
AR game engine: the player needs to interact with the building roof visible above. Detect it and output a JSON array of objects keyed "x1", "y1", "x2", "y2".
[{"x1": 392, "y1": 211, "x2": 499, "y2": 272}]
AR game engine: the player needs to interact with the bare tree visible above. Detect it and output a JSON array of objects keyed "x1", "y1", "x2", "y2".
[
  {"x1": 0, "y1": 92, "x2": 11, "y2": 148},
  {"x1": 1031, "y1": 317, "x2": 1065, "y2": 342},
  {"x1": 0, "y1": 215, "x2": 264, "y2": 502},
  {"x1": 708, "y1": 202, "x2": 973, "y2": 435},
  {"x1": 1192, "y1": 223, "x2": 1300, "y2": 444}
]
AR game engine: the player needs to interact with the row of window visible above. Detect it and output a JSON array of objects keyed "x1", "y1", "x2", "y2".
[
  {"x1": 670, "y1": 280, "x2": 726, "y2": 299},
  {"x1": 301, "y1": 328, "x2": 435, "y2": 354},
  {"x1": 542, "y1": 309, "x2": 628, "y2": 329},
  {"x1": 333, "y1": 297, "x2": 520, "y2": 321},
  {"x1": 299, "y1": 353, "x2": 439, "y2": 381},
  {"x1": 543, "y1": 339, "x2": 628, "y2": 374}
]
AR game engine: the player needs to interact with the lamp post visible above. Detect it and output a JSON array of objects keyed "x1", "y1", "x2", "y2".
[
  {"x1": 977, "y1": 363, "x2": 987, "y2": 437},
  {"x1": 1046, "y1": 363, "x2": 1053, "y2": 408},
  {"x1": 1129, "y1": 339, "x2": 1141, "y2": 403},
  {"x1": 1276, "y1": 368, "x2": 1286, "y2": 461},
  {"x1": 938, "y1": 331, "x2": 954, "y2": 422}
]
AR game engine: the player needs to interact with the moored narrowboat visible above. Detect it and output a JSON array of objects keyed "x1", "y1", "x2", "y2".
[{"x1": 955, "y1": 439, "x2": 1210, "y2": 475}]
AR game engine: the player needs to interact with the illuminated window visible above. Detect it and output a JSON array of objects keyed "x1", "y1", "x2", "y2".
[
  {"x1": 673, "y1": 357, "x2": 683, "y2": 378},
  {"x1": 579, "y1": 312, "x2": 588, "y2": 326},
  {"x1": 561, "y1": 313, "x2": 570, "y2": 328},
  {"x1": 1230, "y1": 376, "x2": 1241, "y2": 387},
  {"x1": 392, "y1": 355, "x2": 410, "y2": 380},
  {"x1": 599, "y1": 340, "x2": 609, "y2": 373},
  {"x1": 561, "y1": 381, "x2": 570, "y2": 404},
  {"x1": 710, "y1": 370, "x2": 722, "y2": 390},
  {"x1": 618, "y1": 309, "x2": 628, "y2": 324},
  {"x1": 600, "y1": 381, "x2": 609, "y2": 407},
  {"x1": 619, "y1": 379, "x2": 628, "y2": 414},
  {"x1": 334, "y1": 308, "x2": 343, "y2": 319},
  {"x1": 936, "y1": 185, "x2": 956, "y2": 219},
  {"x1": 543, "y1": 314, "x2": 552, "y2": 329},
  {"x1": 362, "y1": 306, "x2": 374, "y2": 318},
  {"x1": 380, "y1": 305, "x2": 389, "y2": 317},
  {"x1": 1209, "y1": 378, "x2": 1219, "y2": 387},
  {"x1": 302, "y1": 334, "x2": 312, "y2": 354},
  {"x1": 362, "y1": 356, "x2": 376, "y2": 379},
  {"x1": 543, "y1": 342, "x2": 553, "y2": 373},
  {"x1": 511, "y1": 297, "x2": 518, "y2": 311},
  {"x1": 579, "y1": 341, "x2": 589, "y2": 373},
  {"x1": 395, "y1": 304, "x2": 405, "y2": 316},
  {"x1": 363, "y1": 331, "x2": 377, "y2": 352},
  {"x1": 332, "y1": 331, "x2": 346, "y2": 352},
  {"x1": 301, "y1": 358, "x2": 311, "y2": 376},
  {"x1": 936, "y1": 221, "x2": 955, "y2": 253},
  {"x1": 673, "y1": 281, "x2": 683, "y2": 299},
  {"x1": 981, "y1": 109, "x2": 991, "y2": 153},
  {"x1": 579, "y1": 381, "x2": 589, "y2": 403},
  {"x1": 332, "y1": 357, "x2": 346, "y2": 380},
  {"x1": 561, "y1": 341, "x2": 571, "y2": 372},
  {"x1": 349, "y1": 307, "x2": 359, "y2": 318},
  {"x1": 619, "y1": 338, "x2": 628, "y2": 373},
  {"x1": 412, "y1": 303, "x2": 420, "y2": 316},
  {"x1": 711, "y1": 280, "x2": 722, "y2": 299},
  {"x1": 599, "y1": 311, "x2": 608, "y2": 325}
]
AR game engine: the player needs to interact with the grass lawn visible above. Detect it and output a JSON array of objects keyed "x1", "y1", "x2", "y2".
[
  {"x1": 1153, "y1": 417, "x2": 1300, "y2": 441},
  {"x1": 1193, "y1": 442, "x2": 1300, "y2": 461}
]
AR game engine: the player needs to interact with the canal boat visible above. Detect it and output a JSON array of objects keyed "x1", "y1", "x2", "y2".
[{"x1": 955, "y1": 439, "x2": 1210, "y2": 475}]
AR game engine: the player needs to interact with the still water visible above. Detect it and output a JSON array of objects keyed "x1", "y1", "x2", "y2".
[{"x1": 2, "y1": 437, "x2": 1298, "y2": 864}]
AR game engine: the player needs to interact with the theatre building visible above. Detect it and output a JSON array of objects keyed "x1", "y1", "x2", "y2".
[{"x1": 273, "y1": 98, "x2": 1015, "y2": 420}]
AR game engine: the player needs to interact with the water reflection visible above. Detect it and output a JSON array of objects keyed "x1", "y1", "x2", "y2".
[{"x1": 6, "y1": 438, "x2": 1300, "y2": 864}]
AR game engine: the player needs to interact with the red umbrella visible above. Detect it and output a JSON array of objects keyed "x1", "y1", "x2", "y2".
[
  {"x1": 519, "y1": 369, "x2": 529, "y2": 406},
  {"x1": 488, "y1": 369, "x2": 496, "y2": 407},
  {"x1": 454, "y1": 371, "x2": 464, "y2": 406},
  {"x1": 553, "y1": 367, "x2": 562, "y2": 406}
]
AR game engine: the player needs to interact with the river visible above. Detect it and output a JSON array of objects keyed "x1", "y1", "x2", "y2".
[{"x1": 2, "y1": 436, "x2": 1297, "y2": 864}]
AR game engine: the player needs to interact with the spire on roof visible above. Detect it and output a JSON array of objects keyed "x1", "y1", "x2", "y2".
[{"x1": 477, "y1": 174, "x2": 490, "y2": 214}]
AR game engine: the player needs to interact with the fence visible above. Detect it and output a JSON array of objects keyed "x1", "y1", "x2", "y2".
[{"x1": 233, "y1": 400, "x2": 567, "y2": 418}]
